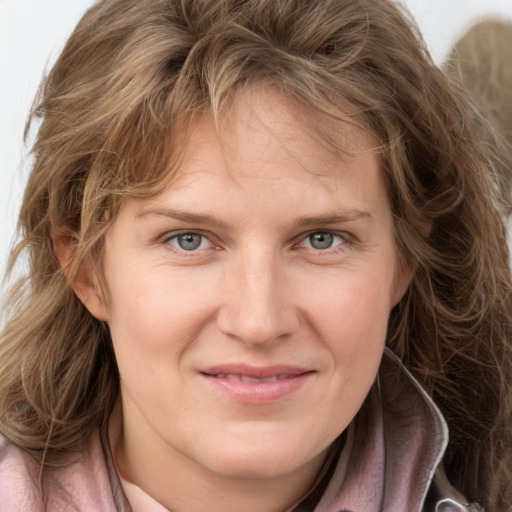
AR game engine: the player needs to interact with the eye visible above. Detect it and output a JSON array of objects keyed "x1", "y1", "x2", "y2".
[
  {"x1": 299, "y1": 231, "x2": 344, "y2": 250},
  {"x1": 167, "y1": 232, "x2": 212, "y2": 251}
]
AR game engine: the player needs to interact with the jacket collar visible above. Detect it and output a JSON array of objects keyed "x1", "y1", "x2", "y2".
[{"x1": 312, "y1": 347, "x2": 450, "y2": 512}]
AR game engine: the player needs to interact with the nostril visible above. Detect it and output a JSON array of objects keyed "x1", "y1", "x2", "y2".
[{"x1": 216, "y1": 302, "x2": 299, "y2": 347}]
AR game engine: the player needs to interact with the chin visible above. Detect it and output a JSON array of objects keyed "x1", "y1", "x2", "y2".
[{"x1": 196, "y1": 433, "x2": 325, "y2": 480}]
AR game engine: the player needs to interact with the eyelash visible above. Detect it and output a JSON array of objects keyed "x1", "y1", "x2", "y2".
[
  {"x1": 162, "y1": 231, "x2": 218, "y2": 253},
  {"x1": 295, "y1": 231, "x2": 348, "y2": 253},
  {"x1": 161, "y1": 230, "x2": 351, "y2": 256}
]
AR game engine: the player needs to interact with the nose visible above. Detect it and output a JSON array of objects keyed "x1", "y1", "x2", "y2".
[{"x1": 216, "y1": 247, "x2": 300, "y2": 347}]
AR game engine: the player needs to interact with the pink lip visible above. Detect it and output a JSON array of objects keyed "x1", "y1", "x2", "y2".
[{"x1": 199, "y1": 364, "x2": 314, "y2": 404}]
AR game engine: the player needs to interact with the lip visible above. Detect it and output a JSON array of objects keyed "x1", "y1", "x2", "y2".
[{"x1": 199, "y1": 364, "x2": 314, "y2": 404}]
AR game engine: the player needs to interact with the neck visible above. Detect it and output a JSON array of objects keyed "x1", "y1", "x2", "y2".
[{"x1": 118, "y1": 449, "x2": 325, "y2": 512}]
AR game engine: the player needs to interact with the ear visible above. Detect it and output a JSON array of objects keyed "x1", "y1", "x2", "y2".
[
  {"x1": 390, "y1": 221, "x2": 429, "y2": 308},
  {"x1": 390, "y1": 264, "x2": 414, "y2": 308},
  {"x1": 52, "y1": 227, "x2": 110, "y2": 322}
]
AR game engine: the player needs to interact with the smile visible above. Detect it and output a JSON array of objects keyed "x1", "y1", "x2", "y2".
[{"x1": 199, "y1": 365, "x2": 314, "y2": 404}]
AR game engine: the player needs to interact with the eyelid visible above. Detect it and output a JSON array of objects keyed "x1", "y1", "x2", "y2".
[
  {"x1": 296, "y1": 229, "x2": 351, "y2": 243},
  {"x1": 293, "y1": 230, "x2": 354, "y2": 255},
  {"x1": 160, "y1": 229, "x2": 219, "y2": 252}
]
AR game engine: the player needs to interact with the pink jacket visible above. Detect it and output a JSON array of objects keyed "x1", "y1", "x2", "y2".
[{"x1": 0, "y1": 350, "x2": 484, "y2": 511}]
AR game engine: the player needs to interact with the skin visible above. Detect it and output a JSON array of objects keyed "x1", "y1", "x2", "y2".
[{"x1": 73, "y1": 88, "x2": 411, "y2": 512}]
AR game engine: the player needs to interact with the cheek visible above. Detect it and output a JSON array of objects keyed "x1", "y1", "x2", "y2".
[
  {"x1": 105, "y1": 269, "x2": 209, "y2": 408},
  {"x1": 304, "y1": 269, "x2": 394, "y2": 350},
  {"x1": 104, "y1": 265, "x2": 230, "y2": 419},
  {"x1": 302, "y1": 268, "x2": 393, "y2": 406},
  {"x1": 107, "y1": 264, "x2": 218, "y2": 351},
  {"x1": 312, "y1": 273, "x2": 392, "y2": 421}
]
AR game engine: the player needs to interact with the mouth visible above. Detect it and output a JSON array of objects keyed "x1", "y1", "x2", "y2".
[
  {"x1": 207, "y1": 373, "x2": 301, "y2": 383},
  {"x1": 199, "y1": 365, "x2": 314, "y2": 404}
]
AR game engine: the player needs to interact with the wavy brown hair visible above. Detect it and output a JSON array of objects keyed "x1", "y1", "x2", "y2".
[{"x1": 1, "y1": 0, "x2": 511, "y2": 509}]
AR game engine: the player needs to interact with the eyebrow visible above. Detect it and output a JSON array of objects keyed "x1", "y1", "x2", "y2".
[
  {"x1": 294, "y1": 210, "x2": 372, "y2": 227},
  {"x1": 137, "y1": 207, "x2": 371, "y2": 228},
  {"x1": 136, "y1": 208, "x2": 230, "y2": 229}
]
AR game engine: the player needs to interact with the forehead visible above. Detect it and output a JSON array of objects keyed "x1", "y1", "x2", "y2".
[
  {"x1": 171, "y1": 87, "x2": 380, "y2": 187},
  {"x1": 116, "y1": 87, "x2": 390, "y2": 232}
]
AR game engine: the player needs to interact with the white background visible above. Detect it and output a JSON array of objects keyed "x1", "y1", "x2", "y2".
[{"x1": 1, "y1": 0, "x2": 512, "y2": 280}]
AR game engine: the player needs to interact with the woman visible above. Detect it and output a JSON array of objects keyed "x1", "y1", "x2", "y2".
[{"x1": 0, "y1": 0, "x2": 511, "y2": 510}]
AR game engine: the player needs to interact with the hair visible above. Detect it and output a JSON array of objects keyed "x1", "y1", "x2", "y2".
[{"x1": 1, "y1": 0, "x2": 511, "y2": 509}]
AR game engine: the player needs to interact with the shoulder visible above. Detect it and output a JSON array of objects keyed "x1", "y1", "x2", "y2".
[
  {"x1": 0, "y1": 431, "x2": 118, "y2": 511},
  {"x1": 0, "y1": 434, "x2": 43, "y2": 511}
]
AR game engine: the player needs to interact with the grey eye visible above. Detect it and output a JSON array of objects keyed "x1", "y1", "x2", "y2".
[
  {"x1": 175, "y1": 233, "x2": 203, "y2": 251},
  {"x1": 308, "y1": 232, "x2": 335, "y2": 250}
]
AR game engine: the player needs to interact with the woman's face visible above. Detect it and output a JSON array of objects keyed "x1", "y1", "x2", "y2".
[{"x1": 86, "y1": 89, "x2": 410, "y2": 485}]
